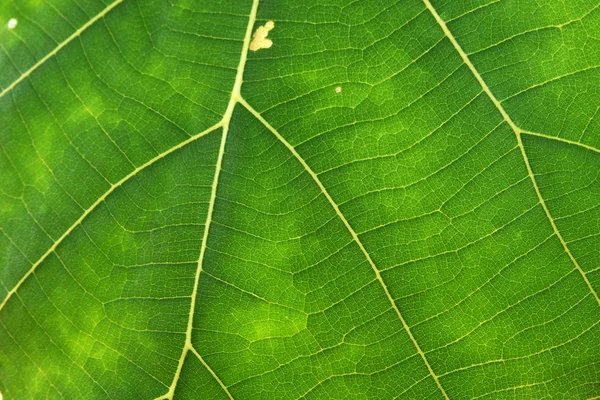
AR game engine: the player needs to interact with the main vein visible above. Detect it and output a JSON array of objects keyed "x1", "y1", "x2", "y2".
[
  {"x1": 239, "y1": 97, "x2": 451, "y2": 400},
  {"x1": 0, "y1": 0, "x2": 124, "y2": 100},
  {"x1": 422, "y1": 0, "x2": 600, "y2": 307},
  {"x1": 160, "y1": 0, "x2": 260, "y2": 398}
]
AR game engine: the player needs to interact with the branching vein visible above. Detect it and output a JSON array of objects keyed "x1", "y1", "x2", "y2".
[
  {"x1": 422, "y1": 0, "x2": 600, "y2": 307},
  {"x1": 0, "y1": 121, "x2": 222, "y2": 313},
  {"x1": 239, "y1": 97, "x2": 451, "y2": 400}
]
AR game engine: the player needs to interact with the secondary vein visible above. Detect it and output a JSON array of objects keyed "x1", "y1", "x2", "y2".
[
  {"x1": 520, "y1": 130, "x2": 600, "y2": 154},
  {"x1": 239, "y1": 96, "x2": 451, "y2": 400},
  {"x1": 422, "y1": 0, "x2": 600, "y2": 307},
  {"x1": 190, "y1": 346, "x2": 234, "y2": 400},
  {"x1": 0, "y1": 0, "x2": 124, "y2": 100},
  {"x1": 0, "y1": 121, "x2": 222, "y2": 314}
]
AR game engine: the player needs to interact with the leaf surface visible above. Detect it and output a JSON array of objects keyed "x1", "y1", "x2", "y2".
[{"x1": 1, "y1": 0, "x2": 599, "y2": 399}]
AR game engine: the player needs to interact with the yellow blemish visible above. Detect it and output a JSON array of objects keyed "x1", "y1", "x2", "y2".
[
  {"x1": 7, "y1": 18, "x2": 17, "y2": 29},
  {"x1": 249, "y1": 20, "x2": 274, "y2": 51}
]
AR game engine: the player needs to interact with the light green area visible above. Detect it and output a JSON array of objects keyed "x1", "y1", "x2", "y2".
[{"x1": 0, "y1": 0, "x2": 599, "y2": 399}]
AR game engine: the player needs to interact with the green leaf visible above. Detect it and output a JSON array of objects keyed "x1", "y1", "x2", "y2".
[{"x1": 1, "y1": 0, "x2": 599, "y2": 398}]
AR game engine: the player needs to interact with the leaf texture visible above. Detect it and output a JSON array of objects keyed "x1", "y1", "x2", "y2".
[{"x1": 1, "y1": 0, "x2": 599, "y2": 399}]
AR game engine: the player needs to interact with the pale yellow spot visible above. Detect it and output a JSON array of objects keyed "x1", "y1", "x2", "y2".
[
  {"x1": 249, "y1": 20, "x2": 274, "y2": 51},
  {"x1": 7, "y1": 18, "x2": 17, "y2": 29},
  {"x1": 335, "y1": 86, "x2": 342, "y2": 93}
]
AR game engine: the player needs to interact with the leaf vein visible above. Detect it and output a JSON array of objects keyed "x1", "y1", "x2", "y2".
[
  {"x1": 239, "y1": 97, "x2": 451, "y2": 400},
  {"x1": 0, "y1": 0, "x2": 124, "y2": 100},
  {"x1": 422, "y1": 0, "x2": 600, "y2": 307}
]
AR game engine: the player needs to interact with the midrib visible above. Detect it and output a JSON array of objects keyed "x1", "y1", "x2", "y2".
[
  {"x1": 159, "y1": 0, "x2": 261, "y2": 398},
  {"x1": 151, "y1": 0, "x2": 452, "y2": 396},
  {"x1": 422, "y1": 0, "x2": 600, "y2": 307}
]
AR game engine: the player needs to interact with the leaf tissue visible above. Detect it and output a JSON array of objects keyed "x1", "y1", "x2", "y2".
[{"x1": 1, "y1": 0, "x2": 599, "y2": 399}]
